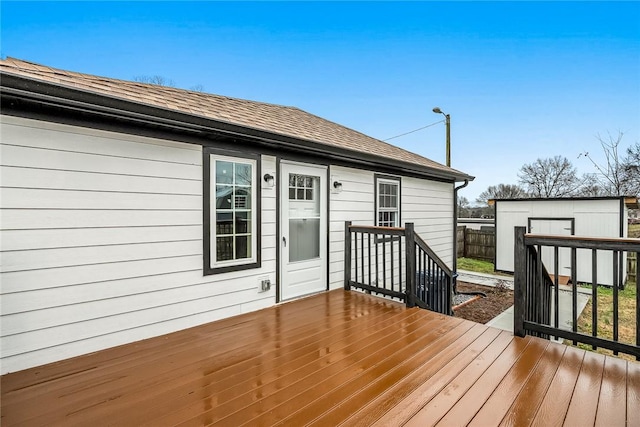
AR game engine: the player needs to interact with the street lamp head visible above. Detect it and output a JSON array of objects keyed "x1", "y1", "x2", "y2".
[{"x1": 432, "y1": 106, "x2": 451, "y2": 167}]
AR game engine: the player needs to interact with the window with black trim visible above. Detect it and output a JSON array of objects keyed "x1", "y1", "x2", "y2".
[
  {"x1": 376, "y1": 175, "x2": 401, "y2": 227},
  {"x1": 204, "y1": 148, "x2": 261, "y2": 274}
]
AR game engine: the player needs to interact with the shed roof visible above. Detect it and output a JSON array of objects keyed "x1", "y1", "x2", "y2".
[
  {"x1": 0, "y1": 57, "x2": 472, "y2": 181},
  {"x1": 489, "y1": 196, "x2": 639, "y2": 209}
]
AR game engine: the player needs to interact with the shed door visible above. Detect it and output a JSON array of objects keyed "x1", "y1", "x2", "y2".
[
  {"x1": 280, "y1": 162, "x2": 327, "y2": 301},
  {"x1": 529, "y1": 218, "x2": 573, "y2": 278}
]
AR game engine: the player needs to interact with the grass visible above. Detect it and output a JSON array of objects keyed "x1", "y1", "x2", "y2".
[
  {"x1": 457, "y1": 257, "x2": 512, "y2": 276},
  {"x1": 457, "y1": 258, "x2": 496, "y2": 274},
  {"x1": 570, "y1": 280, "x2": 637, "y2": 361}
]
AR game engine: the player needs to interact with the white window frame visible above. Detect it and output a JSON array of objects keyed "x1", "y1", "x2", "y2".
[
  {"x1": 208, "y1": 153, "x2": 259, "y2": 271},
  {"x1": 376, "y1": 176, "x2": 401, "y2": 227}
]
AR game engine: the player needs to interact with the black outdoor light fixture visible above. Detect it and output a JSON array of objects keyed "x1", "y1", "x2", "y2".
[
  {"x1": 432, "y1": 107, "x2": 451, "y2": 167},
  {"x1": 263, "y1": 173, "x2": 274, "y2": 187},
  {"x1": 333, "y1": 181, "x2": 343, "y2": 192}
]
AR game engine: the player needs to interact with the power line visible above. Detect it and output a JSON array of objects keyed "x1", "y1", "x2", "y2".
[{"x1": 383, "y1": 119, "x2": 444, "y2": 141}]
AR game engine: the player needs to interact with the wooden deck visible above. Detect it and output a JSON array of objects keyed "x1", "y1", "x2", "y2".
[{"x1": 1, "y1": 290, "x2": 638, "y2": 426}]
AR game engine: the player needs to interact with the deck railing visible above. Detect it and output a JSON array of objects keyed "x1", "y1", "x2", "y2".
[
  {"x1": 514, "y1": 226, "x2": 640, "y2": 359},
  {"x1": 344, "y1": 221, "x2": 453, "y2": 314}
]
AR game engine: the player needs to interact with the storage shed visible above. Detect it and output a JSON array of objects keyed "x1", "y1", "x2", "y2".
[{"x1": 492, "y1": 197, "x2": 638, "y2": 286}]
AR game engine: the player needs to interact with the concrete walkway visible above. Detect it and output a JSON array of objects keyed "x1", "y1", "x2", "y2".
[
  {"x1": 457, "y1": 270, "x2": 513, "y2": 289},
  {"x1": 457, "y1": 269, "x2": 590, "y2": 334}
]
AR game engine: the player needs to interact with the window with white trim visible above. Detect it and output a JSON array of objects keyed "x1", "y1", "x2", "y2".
[
  {"x1": 376, "y1": 176, "x2": 400, "y2": 227},
  {"x1": 204, "y1": 149, "x2": 260, "y2": 274}
]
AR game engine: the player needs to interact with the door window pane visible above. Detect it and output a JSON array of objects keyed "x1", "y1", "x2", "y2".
[
  {"x1": 289, "y1": 218, "x2": 320, "y2": 262},
  {"x1": 289, "y1": 173, "x2": 317, "y2": 201},
  {"x1": 288, "y1": 173, "x2": 321, "y2": 262}
]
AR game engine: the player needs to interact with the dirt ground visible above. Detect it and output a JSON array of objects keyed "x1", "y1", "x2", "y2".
[{"x1": 453, "y1": 281, "x2": 514, "y2": 324}]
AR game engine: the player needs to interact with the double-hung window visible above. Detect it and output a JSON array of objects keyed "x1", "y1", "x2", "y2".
[
  {"x1": 376, "y1": 175, "x2": 400, "y2": 227},
  {"x1": 204, "y1": 148, "x2": 260, "y2": 274}
]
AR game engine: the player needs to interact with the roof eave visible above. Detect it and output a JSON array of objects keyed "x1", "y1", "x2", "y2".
[{"x1": 0, "y1": 72, "x2": 474, "y2": 182}]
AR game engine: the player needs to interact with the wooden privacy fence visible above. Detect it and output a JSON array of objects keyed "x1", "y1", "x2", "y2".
[
  {"x1": 457, "y1": 226, "x2": 495, "y2": 261},
  {"x1": 629, "y1": 251, "x2": 637, "y2": 282}
]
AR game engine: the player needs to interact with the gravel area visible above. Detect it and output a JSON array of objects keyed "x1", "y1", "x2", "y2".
[{"x1": 453, "y1": 293, "x2": 477, "y2": 306}]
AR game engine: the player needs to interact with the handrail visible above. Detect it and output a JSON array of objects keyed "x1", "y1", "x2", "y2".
[
  {"x1": 514, "y1": 226, "x2": 640, "y2": 359},
  {"x1": 348, "y1": 225, "x2": 405, "y2": 233},
  {"x1": 414, "y1": 232, "x2": 452, "y2": 276},
  {"x1": 344, "y1": 221, "x2": 453, "y2": 315},
  {"x1": 525, "y1": 233, "x2": 640, "y2": 251}
]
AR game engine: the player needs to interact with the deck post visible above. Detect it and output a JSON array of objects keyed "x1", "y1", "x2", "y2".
[
  {"x1": 405, "y1": 222, "x2": 416, "y2": 308},
  {"x1": 514, "y1": 226, "x2": 527, "y2": 337},
  {"x1": 344, "y1": 221, "x2": 352, "y2": 290}
]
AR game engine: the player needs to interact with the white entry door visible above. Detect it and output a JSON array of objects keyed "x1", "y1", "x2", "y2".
[{"x1": 280, "y1": 162, "x2": 327, "y2": 301}]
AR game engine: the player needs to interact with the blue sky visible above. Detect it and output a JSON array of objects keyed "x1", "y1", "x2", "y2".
[{"x1": 2, "y1": 1, "x2": 639, "y2": 203}]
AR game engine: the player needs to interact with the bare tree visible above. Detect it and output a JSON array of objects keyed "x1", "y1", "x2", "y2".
[
  {"x1": 518, "y1": 156, "x2": 581, "y2": 197},
  {"x1": 133, "y1": 75, "x2": 207, "y2": 93},
  {"x1": 457, "y1": 196, "x2": 471, "y2": 217},
  {"x1": 622, "y1": 142, "x2": 640, "y2": 196},
  {"x1": 575, "y1": 173, "x2": 606, "y2": 197},
  {"x1": 476, "y1": 183, "x2": 526, "y2": 206},
  {"x1": 579, "y1": 132, "x2": 640, "y2": 197},
  {"x1": 579, "y1": 131, "x2": 624, "y2": 195},
  {"x1": 133, "y1": 75, "x2": 176, "y2": 87}
]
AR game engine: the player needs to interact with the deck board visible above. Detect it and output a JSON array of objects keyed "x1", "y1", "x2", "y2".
[
  {"x1": 628, "y1": 362, "x2": 640, "y2": 427},
  {"x1": 594, "y1": 356, "x2": 628, "y2": 427},
  {"x1": 563, "y1": 350, "x2": 606, "y2": 426},
  {"x1": 467, "y1": 337, "x2": 551, "y2": 426},
  {"x1": 434, "y1": 338, "x2": 532, "y2": 426},
  {"x1": 1, "y1": 289, "x2": 637, "y2": 427},
  {"x1": 499, "y1": 342, "x2": 566, "y2": 426},
  {"x1": 404, "y1": 331, "x2": 516, "y2": 426},
  {"x1": 529, "y1": 345, "x2": 584, "y2": 427},
  {"x1": 338, "y1": 321, "x2": 482, "y2": 427}
]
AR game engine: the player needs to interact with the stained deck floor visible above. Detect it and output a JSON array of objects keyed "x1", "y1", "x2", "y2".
[{"x1": 1, "y1": 289, "x2": 639, "y2": 426}]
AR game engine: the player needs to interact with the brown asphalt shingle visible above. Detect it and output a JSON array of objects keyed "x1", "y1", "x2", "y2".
[{"x1": 0, "y1": 57, "x2": 471, "y2": 179}]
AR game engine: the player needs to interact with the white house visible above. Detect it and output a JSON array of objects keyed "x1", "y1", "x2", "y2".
[
  {"x1": 0, "y1": 58, "x2": 473, "y2": 374},
  {"x1": 492, "y1": 197, "x2": 637, "y2": 286}
]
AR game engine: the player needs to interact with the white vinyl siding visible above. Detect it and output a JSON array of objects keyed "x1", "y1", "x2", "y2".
[
  {"x1": 0, "y1": 115, "x2": 277, "y2": 374},
  {"x1": 328, "y1": 166, "x2": 375, "y2": 289},
  {"x1": 0, "y1": 114, "x2": 457, "y2": 374},
  {"x1": 328, "y1": 166, "x2": 454, "y2": 290},
  {"x1": 402, "y1": 177, "x2": 454, "y2": 266}
]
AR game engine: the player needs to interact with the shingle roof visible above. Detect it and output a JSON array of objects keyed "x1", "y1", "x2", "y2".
[{"x1": 0, "y1": 57, "x2": 471, "y2": 180}]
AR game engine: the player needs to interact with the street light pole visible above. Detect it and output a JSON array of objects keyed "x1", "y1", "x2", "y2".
[
  {"x1": 444, "y1": 113, "x2": 451, "y2": 167},
  {"x1": 432, "y1": 107, "x2": 451, "y2": 167}
]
